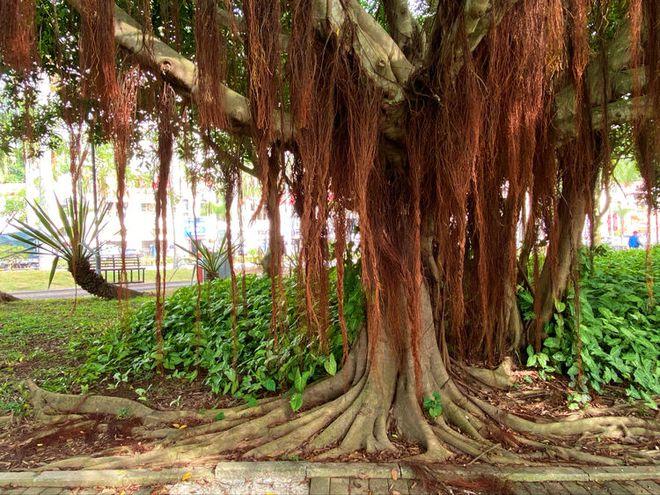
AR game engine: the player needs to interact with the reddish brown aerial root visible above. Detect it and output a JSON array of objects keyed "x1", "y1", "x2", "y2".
[{"x1": 0, "y1": 0, "x2": 37, "y2": 74}]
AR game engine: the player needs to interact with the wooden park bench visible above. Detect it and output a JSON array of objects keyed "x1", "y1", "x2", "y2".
[{"x1": 100, "y1": 255, "x2": 146, "y2": 284}]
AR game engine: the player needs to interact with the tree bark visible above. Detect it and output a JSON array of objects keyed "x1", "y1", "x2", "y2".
[
  {"x1": 0, "y1": 291, "x2": 20, "y2": 303},
  {"x1": 68, "y1": 258, "x2": 143, "y2": 300},
  {"x1": 532, "y1": 189, "x2": 588, "y2": 345}
]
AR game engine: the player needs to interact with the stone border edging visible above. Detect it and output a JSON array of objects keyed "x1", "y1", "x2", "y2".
[
  {"x1": 1, "y1": 462, "x2": 658, "y2": 488},
  {"x1": 214, "y1": 462, "x2": 660, "y2": 483},
  {"x1": 0, "y1": 467, "x2": 213, "y2": 488}
]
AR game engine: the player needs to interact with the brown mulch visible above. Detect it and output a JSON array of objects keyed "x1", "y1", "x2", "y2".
[{"x1": 0, "y1": 415, "x2": 146, "y2": 470}]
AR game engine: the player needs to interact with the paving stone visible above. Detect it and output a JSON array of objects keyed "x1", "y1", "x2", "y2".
[
  {"x1": 577, "y1": 481, "x2": 605, "y2": 494},
  {"x1": 21, "y1": 489, "x2": 45, "y2": 495},
  {"x1": 635, "y1": 480, "x2": 660, "y2": 494},
  {"x1": 523, "y1": 482, "x2": 551, "y2": 494},
  {"x1": 560, "y1": 481, "x2": 591, "y2": 494},
  {"x1": 388, "y1": 479, "x2": 408, "y2": 495},
  {"x1": 407, "y1": 479, "x2": 428, "y2": 495},
  {"x1": 2, "y1": 489, "x2": 28, "y2": 495},
  {"x1": 329, "y1": 477, "x2": 350, "y2": 495},
  {"x1": 349, "y1": 477, "x2": 369, "y2": 495},
  {"x1": 544, "y1": 481, "x2": 572, "y2": 495},
  {"x1": 510, "y1": 483, "x2": 532, "y2": 495},
  {"x1": 369, "y1": 478, "x2": 391, "y2": 494},
  {"x1": 309, "y1": 477, "x2": 330, "y2": 495},
  {"x1": 593, "y1": 481, "x2": 614, "y2": 494},
  {"x1": 38, "y1": 489, "x2": 65, "y2": 495},
  {"x1": 607, "y1": 481, "x2": 639, "y2": 495},
  {"x1": 618, "y1": 481, "x2": 650, "y2": 495}
]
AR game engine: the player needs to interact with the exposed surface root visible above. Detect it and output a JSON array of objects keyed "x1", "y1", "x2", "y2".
[
  {"x1": 19, "y1": 328, "x2": 659, "y2": 471},
  {"x1": 465, "y1": 358, "x2": 515, "y2": 390},
  {"x1": 472, "y1": 396, "x2": 659, "y2": 439}
]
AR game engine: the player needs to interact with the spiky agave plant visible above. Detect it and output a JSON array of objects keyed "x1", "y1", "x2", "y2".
[
  {"x1": 9, "y1": 198, "x2": 141, "y2": 299},
  {"x1": 177, "y1": 235, "x2": 232, "y2": 281}
]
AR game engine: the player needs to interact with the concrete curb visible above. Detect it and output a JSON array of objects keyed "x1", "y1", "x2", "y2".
[
  {"x1": 1, "y1": 463, "x2": 658, "y2": 489},
  {"x1": 0, "y1": 467, "x2": 213, "y2": 488}
]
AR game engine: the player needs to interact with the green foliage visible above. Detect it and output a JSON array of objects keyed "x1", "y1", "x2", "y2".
[
  {"x1": 81, "y1": 267, "x2": 365, "y2": 406},
  {"x1": 176, "y1": 235, "x2": 232, "y2": 280},
  {"x1": 0, "y1": 298, "x2": 136, "y2": 415},
  {"x1": 0, "y1": 148, "x2": 26, "y2": 183},
  {"x1": 8, "y1": 198, "x2": 109, "y2": 286},
  {"x1": 1, "y1": 188, "x2": 26, "y2": 221},
  {"x1": 522, "y1": 247, "x2": 660, "y2": 408},
  {"x1": 423, "y1": 392, "x2": 443, "y2": 419}
]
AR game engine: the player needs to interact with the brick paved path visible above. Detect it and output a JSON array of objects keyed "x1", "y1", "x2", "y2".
[
  {"x1": 2, "y1": 478, "x2": 660, "y2": 493},
  {"x1": 0, "y1": 463, "x2": 658, "y2": 494},
  {"x1": 308, "y1": 476, "x2": 660, "y2": 494}
]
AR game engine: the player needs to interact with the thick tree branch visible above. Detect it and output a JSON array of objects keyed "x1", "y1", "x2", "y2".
[
  {"x1": 65, "y1": 0, "x2": 291, "y2": 140},
  {"x1": 382, "y1": 0, "x2": 425, "y2": 61},
  {"x1": 555, "y1": 96, "x2": 648, "y2": 137},
  {"x1": 312, "y1": 0, "x2": 414, "y2": 100},
  {"x1": 554, "y1": 20, "x2": 646, "y2": 136}
]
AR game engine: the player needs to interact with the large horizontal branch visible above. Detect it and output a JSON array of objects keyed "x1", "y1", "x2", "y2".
[
  {"x1": 554, "y1": 96, "x2": 648, "y2": 137},
  {"x1": 554, "y1": 20, "x2": 647, "y2": 137},
  {"x1": 65, "y1": 0, "x2": 291, "y2": 141},
  {"x1": 554, "y1": 20, "x2": 635, "y2": 123},
  {"x1": 313, "y1": 0, "x2": 414, "y2": 101},
  {"x1": 67, "y1": 0, "x2": 415, "y2": 137},
  {"x1": 382, "y1": 0, "x2": 425, "y2": 61}
]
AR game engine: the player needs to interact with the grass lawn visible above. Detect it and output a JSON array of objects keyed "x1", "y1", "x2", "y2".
[
  {"x1": 0, "y1": 297, "x2": 147, "y2": 415},
  {"x1": 0, "y1": 267, "x2": 194, "y2": 292}
]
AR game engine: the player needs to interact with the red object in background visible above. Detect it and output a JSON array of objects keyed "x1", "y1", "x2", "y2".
[{"x1": 196, "y1": 264, "x2": 204, "y2": 283}]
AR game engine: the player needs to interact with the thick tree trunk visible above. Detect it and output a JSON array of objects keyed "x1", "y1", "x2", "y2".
[
  {"x1": 532, "y1": 190, "x2": 587, "y2": 346},
  {"x1": 68, "y1": 258, "x2": 144, "y2": 300},
  {"x1": 28, "y1": 278, "x2": 658, "y2": 470}
]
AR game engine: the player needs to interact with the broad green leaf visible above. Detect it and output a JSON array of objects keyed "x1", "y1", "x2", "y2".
[
  {"x1": 263, "y1": 378, "x2": 276, "y2": 392},
  {"x1": 290, "y1": 392, "x2": 303, "y2": 412},
  {"x1": 324, "y1": 354, "x2": 337, "y2": 376}
]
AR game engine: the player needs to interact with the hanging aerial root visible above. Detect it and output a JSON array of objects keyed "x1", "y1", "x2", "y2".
[
  {"x1": 194, "y1": 0, "x2": 228, "y2": 130},
  {"x1": 0, "y1": 0, "x2": 37, "y2": 74}
]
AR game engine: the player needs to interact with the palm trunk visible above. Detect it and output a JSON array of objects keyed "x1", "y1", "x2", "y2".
[
  {"x1": 0, "y1": 291, "x2": 19, "y2": 302},
  {"x1": 68, "y1": 257, "x2": 143, "y2": 299}
]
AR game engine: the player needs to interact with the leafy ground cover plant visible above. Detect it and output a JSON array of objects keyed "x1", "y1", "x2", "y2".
[
  {"x1": 176, "y1": 235, "x2": 232, "y2": 281},
  {"x1": 81, "y1": 266, "x2": 365, "y2": 406},
  {"x1": 522, "y1": 246, "x2": 659, "y2": 408},
  {"x1": 0, "y1": 298, "x2": 140, "y2": 415}
]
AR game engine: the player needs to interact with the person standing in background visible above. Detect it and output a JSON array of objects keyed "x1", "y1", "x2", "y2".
[{"x1": 628, "y1": 230, "x2": 642, "y2": 248}]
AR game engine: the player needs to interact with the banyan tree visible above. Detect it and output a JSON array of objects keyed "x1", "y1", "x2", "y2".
[{"x1": 2, "y1": 0, "x2": 659, "y2": 468}]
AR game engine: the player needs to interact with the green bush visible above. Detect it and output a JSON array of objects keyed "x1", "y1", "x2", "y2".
[
  {"x1": 522, "y1": 246, "x2": 659, "y2": 408},
  {"x1": 81, "y1": 267, "x2": 364, "y2": 405}
]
